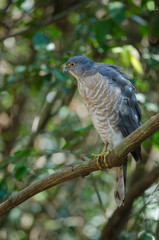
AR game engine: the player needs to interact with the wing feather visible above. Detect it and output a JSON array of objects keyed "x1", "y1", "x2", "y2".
[{"x1": 97, "y1": 63, "x2": 142, "y2": 161}]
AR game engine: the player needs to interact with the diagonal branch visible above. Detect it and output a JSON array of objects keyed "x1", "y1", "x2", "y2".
[
  {"x1": 101, "y1": 166, "x2": 159, "y2": 240},
  {"x1": 0, "y1": 0, "x2": 90, "y2": 41},
  {"x1": 0, "y1": 113, "x2": 159, "y2": 216},
  {"x1": 0, "y1": 0, "x2": 12, "y2": 14}
]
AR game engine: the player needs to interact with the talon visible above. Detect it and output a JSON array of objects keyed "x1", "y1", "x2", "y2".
[
  {"x1": 97, "y1": 157, "x2": 103, "y2": 170},
  {"x1": 91, "y1": 151, "x2": 110, "y2": 169},
  {"x1": 91, "y1": 153, "x2": 99, "y2": 158},
  {"x1": 103, "y1": 152, "x2": 109, "y2": 168},
  {"x1": 91, "y1": 143, "x2": 110, "y2": 170},
  {"x1": 91, "y1": 153, "x2": 104, "y2": 169}
]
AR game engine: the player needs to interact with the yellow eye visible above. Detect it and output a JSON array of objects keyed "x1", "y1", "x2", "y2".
[{"x1": 69, "y1": 62, "x2": 76, "y2": 67}]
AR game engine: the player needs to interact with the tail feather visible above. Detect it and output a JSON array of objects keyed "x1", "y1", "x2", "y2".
[
  {"x1": 114, "y1": 159, "x2": 127, "y2": 207},
  {"x1": 123, "y1": 160, "x2": 127, "y2": 193},
  {"x1": 131, "y1": 145, "x2": 142, "y2": 162}
]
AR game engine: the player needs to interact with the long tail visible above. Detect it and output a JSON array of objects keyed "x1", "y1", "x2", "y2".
[{"x1": 114, "y1": 159, "x2": 127, "y2": 207}]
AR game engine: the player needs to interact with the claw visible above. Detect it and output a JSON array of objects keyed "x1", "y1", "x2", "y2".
[
  {"x1": 91, "y1": 150, "x2": 110, "y2": 169},
  {"x1": 97, "y1": 157, "x2": 104, "y2": 170},
  {"x1": 103, "y1": 152, "x2": 109, "y2": 168},
  {"x1": 91, "y1": 143, "x2": 110, "y2": 169}
]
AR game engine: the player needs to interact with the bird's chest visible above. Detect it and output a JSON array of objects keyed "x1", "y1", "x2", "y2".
[
  {"x1": 77, "y1": 75, "x2": 122, "y2": 145},
  {"x1": 77, "y1": 81, "x2": 96, "y2": 109},
  {"x1": 77, "y1": 75, "x2": 108, "y2": 109},
  {"x1": 77, "y1": 75, "x2": 117, "y2": 115}
]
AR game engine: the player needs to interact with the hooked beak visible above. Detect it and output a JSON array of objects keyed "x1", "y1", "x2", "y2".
[{"x1": 63, "y1": 66, "x2": 68, "y2": 73}]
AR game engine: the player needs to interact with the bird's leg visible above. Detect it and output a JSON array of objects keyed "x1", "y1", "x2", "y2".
[{"x1": 91, "y1": 143, "x2": 110, "y2": 169}]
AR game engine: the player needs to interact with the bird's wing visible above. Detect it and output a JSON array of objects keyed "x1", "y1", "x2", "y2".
[
  {"x1": 97, "y1": 63, "x2": 142, "y2": 161},
  {"x1": 96, "y1": 63, "x2": 142, "y2": 206}
]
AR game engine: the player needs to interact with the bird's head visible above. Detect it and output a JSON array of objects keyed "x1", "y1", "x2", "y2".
[{"x1": 63, "y1": 56, "x2": 94, "y2": 79}]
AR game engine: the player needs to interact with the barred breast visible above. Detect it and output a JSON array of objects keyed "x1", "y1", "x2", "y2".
[{"x1": 77, "y1": 73, "x2": 124, "y2": 147}]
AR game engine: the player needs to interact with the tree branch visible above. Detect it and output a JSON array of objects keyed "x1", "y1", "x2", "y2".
[
  {"x1": 0, "y1": 113, "x2": 159, "y2": 216},
  {"x1": 0, "y1": 0, "x2": 12, "y2": 14},
  {"x1": 101, "y1": 166, "x2": 159, "y2": 240},
  {"x1": 0, "y1": 0, "x2": 89, "y2": 41},
  {"x1": 27, "y1": 84, "x2": 76, "y2": 148}
]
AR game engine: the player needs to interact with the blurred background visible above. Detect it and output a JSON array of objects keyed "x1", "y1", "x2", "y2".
[{"x1": 0, "y1": 0, "x2": 159, "y2": 239}]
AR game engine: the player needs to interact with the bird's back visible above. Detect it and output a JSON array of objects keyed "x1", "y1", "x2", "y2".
[
  {"x1": 64, "y1": 56, "x2": 142, "y2": 206},
  {"x1": 77, "y1": 62, "x2": 142, "y2": 160}
]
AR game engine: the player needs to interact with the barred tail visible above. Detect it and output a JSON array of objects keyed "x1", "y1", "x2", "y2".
[{"x1": 114, "y1": 160, "x2": 127, "y2": 207}]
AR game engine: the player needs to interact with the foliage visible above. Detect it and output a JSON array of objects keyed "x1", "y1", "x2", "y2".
[{"x1": 0, "y1": 0, "x2": 159, "y2": 239}]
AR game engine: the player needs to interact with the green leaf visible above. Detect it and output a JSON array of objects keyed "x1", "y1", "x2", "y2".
[
  {"x1": 139, "y1": 25, "x2": 149, "y2": 37},
  {"x1": 33, "y1": 32, "x2": 50, "y2": 50},
  {"x1": 1, "y1": 91, "x2": 14, "y2": 109},
  {"x1": 95, "y1": 20, "x2": 110, "y2": 45},
  {"x1": 152, "y1": 131, "x2": 159, "y2": 149},
  {"x1": 47, "y1": 25, "x2": 62, "y2": 39},
  {"x1": 15, "y1": 65, "x2": 26, "y2": 73},
  {"x1": 6, "y1": 75, "x2": 18, "y2": 83},
  {"x1": 68, "y1": 12, "x2": 80, "y2": 24},
  {"x1": 147, "y1": 1, "x2": 155, "y2": 11},
  {"x1": 75, "y1": 124, "x2": 93, "y2": 134},
  {"x1": 108, "y1": 2, "x2": 126, "y2": 23},
  {"x1": 13, "y1": 164, "x2": 28, "y2": 182},
  {"x1": 142, "y1": 235, "x2": 153, "y2": 240},
  {"x1": 16, "y1": 0, "x2": 26, "y2": 8},
  {"x1": 63, "y1": 136, "x2": 83, "y2": 149},
  {"x1": 9, "y1": 149, "x2": 34, "y2": 161},
  {"x1": 52, "y1": 69, "x2": 68, "y2": 82},
  {"x1": 130, "y1": 55, "x2": 143, "y2": 74},
  {"x1": 0, "y1": 180, "x2": 8, "y2": 200}
]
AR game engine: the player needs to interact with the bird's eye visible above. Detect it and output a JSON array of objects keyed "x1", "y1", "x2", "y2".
[{"x1": 69, "y1": 62, "x2": 76, "y2": 67}]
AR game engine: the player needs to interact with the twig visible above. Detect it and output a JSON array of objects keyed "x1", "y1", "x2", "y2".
[
  {"x1": 90, "y1": 175, "x2": 106, "y2": 214},
  {"x1": 0, "y1": 113, "x2": 158, "y2": 216}
]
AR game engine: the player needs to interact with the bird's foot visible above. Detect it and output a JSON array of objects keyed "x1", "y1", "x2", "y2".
[{"x1": 91, "y1": 150, "x2": 110, "y2": 169}]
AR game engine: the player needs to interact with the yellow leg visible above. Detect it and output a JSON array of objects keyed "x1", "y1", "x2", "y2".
[
  {"x1": 91, "y1": 143, "x2": 110, "y2": 169},
  {"x1": 103, "y1": 151, "x2": 110, "y2": 168}
]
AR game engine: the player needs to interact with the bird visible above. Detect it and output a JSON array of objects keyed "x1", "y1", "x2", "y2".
[{"x1": 63, "y1": 56, "x2": 142, "y2": 207}]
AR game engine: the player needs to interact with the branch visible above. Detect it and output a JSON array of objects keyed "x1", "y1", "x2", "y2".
[
  {"x1": 0, "y1": 113, "x2": 159, "y2": 216},
  {"x1": 27, "y1": 84, "x2": 76, "y2": 148},
  {"x1": 0, "y1": 0, "x2": 89, "y2": 41},
  {"x1": 0, "y1": 0, "x2": 12, "y2": 14},
  {"x1": 2, "y1": 93, "x2": 26, "y2": 159},
  {"x1": 101, "y1": 166, "x2": 159, "y2": 240},
  {"x1": 98, "y1": 112, "x2": 159, "y2": 168}
]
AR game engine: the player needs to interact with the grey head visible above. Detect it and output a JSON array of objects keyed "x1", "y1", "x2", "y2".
[{"x1": 63, "y1": 56, "x2": 94, "y2": 78}]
